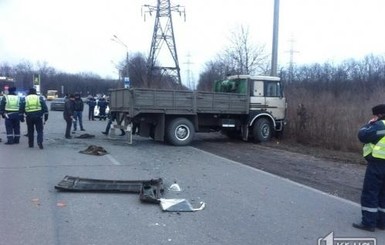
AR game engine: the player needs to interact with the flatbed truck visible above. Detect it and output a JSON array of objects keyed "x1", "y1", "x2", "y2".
[{"x1": 108, "y1": 75, "x2": 287, "y2": 146}]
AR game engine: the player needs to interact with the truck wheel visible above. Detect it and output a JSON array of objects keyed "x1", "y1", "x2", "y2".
[
  {"x1": 252, "y1": 118, "x2": 272, "y2": 143},
  {"x1": 166, "y1": 118, "x2": 195, "y2": 146}
]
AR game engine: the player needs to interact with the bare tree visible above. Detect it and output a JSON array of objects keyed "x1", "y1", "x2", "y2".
[
  {"x1": 196, "y1": 61, "x2": 227, "y2": 91},
  {"x1": 0, "y1": 63, "x2": 14, "y2": 77},
  {"x1": 13, "y1": 61, "x2": 34, "y2": 90},
  {"x1": 220, "y1": 25, "x2": 270, "y2": 75},
  {"x1": 127, "y1": 53, "x2": 147, "y2": 88},
  {"x1": 196, "y1": 25, "x2": 270, "y2": 90}
]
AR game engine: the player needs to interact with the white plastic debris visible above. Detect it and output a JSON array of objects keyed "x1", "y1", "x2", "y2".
[
  {"x1": 168, "y1": 183, "x2": 181, "y2": 192},
  {"x1": 160, "y1": 198, "x2": 206, "y2": 212}
]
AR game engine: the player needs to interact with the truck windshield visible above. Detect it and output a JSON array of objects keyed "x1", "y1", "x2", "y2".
[{"x1": 214, "y1": 79, "x2": 247, "y2": 94}]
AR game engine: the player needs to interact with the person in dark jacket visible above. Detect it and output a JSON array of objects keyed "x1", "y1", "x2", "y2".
[
  {"x1": 73, "y1": 93, "x2": 85, "y2": 131},
  {"x1": 0, "y1": 87, "x2": 24, "y2": 144},
  {"x1": 102, "y1": 111, "x2": 125, "y2": 136},
  {"x1": 21, "y1": 88, "x2": 48, "y2": 149},
  {"x1": 63, "y1": 94, "x2": 75, "y2": 139},
  {"x1": 353, "y1": 104, "x2": 385, "y2": 232},
  {"x1": 87, "y1": 97, "x2": 96, "y2": 121},
  {"x1": 97, "y1": 97, "x2": 108, "y2": 121}
]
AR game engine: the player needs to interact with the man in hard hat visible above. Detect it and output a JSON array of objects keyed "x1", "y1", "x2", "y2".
[
  {"x1": 353, "y1": 104, "x2": 385, "y2": 232},
  {"x1": 0, "y1": 87, "x2": 23, "y2": 144}
]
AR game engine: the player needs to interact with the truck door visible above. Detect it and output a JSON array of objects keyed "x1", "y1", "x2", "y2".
[
  {"x1": 264, "y1": 81, "x2": 286, "y2": 120},
  {"x1": 249, "y1": 80, "x2": 265, "y2": 111}
]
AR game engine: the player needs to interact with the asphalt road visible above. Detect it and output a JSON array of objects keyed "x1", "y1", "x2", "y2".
[
  {"x1": 191, "y1": 134, "x2": 366, "y2": 204},
  {"x1": 0, "y1": 106, "x2": 384, "y2": 244}
]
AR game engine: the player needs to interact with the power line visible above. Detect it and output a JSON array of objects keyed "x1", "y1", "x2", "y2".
[
  {"x1": 287, "y1": 35, "x2": 299, "y2": 82},
  {"x1": 142, "y1": 0, "x2": 186, "y2": 86},
  {"x1": 183, "y1": 53, "x2": 195, "y2": 90}
]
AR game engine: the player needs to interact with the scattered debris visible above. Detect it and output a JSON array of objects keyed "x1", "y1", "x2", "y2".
[
  {"x1": 160, "y1": 199, "x2": 206, "y2": 212},
  {"x1": 54, "y1": 176, "x2": 205, "y2": 212},
  {"x1": 75, "y1": 133, "x2": 95, "y2": 139},
  {"x1": 31, "y1": 198, "x2": 40, "y2": 207},
  {"x1": 79, "y1": 145, "x2": 108, "y2": 156},
  {"x1": 55, "y1": 176, "x2": 163, "y2": 204},
  {"x1": 168, "y1": 182, "x2": 181, "y2": 192},
  {"x1": 139, "y1": 181, "x2": 164, "y2": 204},
  {"x1": 56, "y1": 201, "x2": 66, "y2": 207}
]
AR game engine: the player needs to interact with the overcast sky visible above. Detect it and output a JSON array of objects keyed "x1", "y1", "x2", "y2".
[{"x1": 1, "y1": 0, "x2": 385, "y2": 85}]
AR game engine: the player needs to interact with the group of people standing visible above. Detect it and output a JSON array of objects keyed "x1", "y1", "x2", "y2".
[
  {"x1": 63, "y1": 94, "x2": 109, "y2": 139},
  {"x1": 0, "y1": 88, "x2": 110, "y2": 147},
  {"x1": 0, "y1": 87, "x2": 48, "y2": 149},
  {"x1": 85, "y1": 96, "x2": 108, "y2": 121}
]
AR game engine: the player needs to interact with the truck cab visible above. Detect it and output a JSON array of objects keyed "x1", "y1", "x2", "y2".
[{"x1": 215, "y1": 75, "x2": 286, "y2": 142}]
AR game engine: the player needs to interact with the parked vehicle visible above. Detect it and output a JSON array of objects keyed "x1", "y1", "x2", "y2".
[
  {"x1": 50, "y1": 98, "x2": 65, "y2": 111},
  {"x1": 109, "y1": 75, "x2": 287, "y2": 146},
  {"x1": 46, "y1": 90, "x2": 58, "y2": 101},
  {"x1": 93, "y1": 99, "x2": 109, "y2": 119}
]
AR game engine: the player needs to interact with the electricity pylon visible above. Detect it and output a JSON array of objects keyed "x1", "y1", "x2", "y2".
[
  {"x1": 143, "y1": 0, "x2": 185, "y2": 86},
  {"x1": 287, "y1": 36, "x2": 299, "y2": 83}
]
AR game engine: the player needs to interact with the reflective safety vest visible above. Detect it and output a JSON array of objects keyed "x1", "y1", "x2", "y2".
[
  {"x1": 363, "y1": 143, "x2": 374, "y2": 157},
  {"x1": 25, "y1": 95, "x2": 42, "y2": 112},
  {"x1": 363, "y1": 120, "x2": 385, "y2": 159},
  {"x1": 4, "y1": 95, "x2": 20, "y2": 111}
]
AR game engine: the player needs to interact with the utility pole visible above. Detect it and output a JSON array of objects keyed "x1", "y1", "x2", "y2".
[
  {"x1": 143, "y1": 0, "x2": 185, "y2": 86},
  {"x1": 111, "y1": 35, "x2": 130, "y2": 88},
  {"x1": 271, "y1": 0, "x2": 280, "y2": 77}
]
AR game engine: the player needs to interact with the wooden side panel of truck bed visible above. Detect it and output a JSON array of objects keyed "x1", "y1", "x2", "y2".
[
  {"x1": 109, "y1": 88, "x2": 249, "y2": 115},
  {"x1": 109, "y1": 89, "x2": 133, "y2": 112},
  {"x1": 195, "y1": 91, "x2": 249, "y2": 114}
]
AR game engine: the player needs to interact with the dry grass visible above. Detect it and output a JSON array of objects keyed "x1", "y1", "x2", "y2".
[{"x1": 284, "y1": 85, "x2": 385, "y2": 153}]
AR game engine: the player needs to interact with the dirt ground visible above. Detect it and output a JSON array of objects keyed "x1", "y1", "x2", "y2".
[{"x1": 192, "y1": 133, "x2": 367, "y2": 203}]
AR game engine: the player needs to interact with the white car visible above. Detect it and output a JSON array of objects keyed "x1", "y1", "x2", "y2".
[{"x1": 93, "y1": 99, "x2": 109, "y2": 119}]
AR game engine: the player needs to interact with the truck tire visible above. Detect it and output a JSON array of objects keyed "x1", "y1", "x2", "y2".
[
  {"x1": 252, "y1": 118, "x2": 272, "y2": 143},
  {"x1": 166, "y1": 118, "x2": 195, "y2": 146}
]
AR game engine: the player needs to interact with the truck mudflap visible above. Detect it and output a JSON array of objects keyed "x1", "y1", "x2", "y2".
[{"x1": 55, "y1": 175, "x2": 164, "y2": 204}]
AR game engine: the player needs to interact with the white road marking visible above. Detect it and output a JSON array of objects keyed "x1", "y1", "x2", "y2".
[{"x1": 105, "y1": 154, "x2": 121, "y2": 165}]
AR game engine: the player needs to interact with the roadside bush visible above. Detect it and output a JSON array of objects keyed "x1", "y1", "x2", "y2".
[{"x1": 283, "y1": 56, "x2": 385, "y2": 153}]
